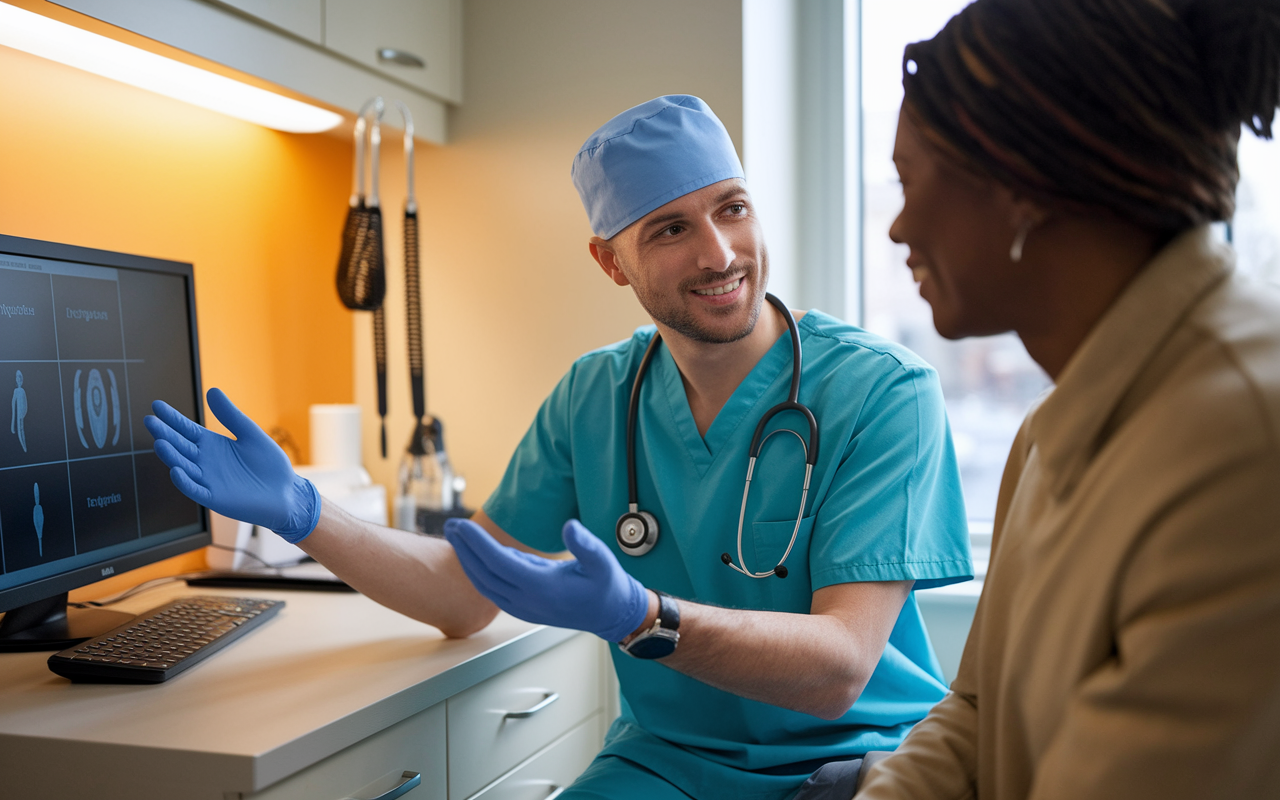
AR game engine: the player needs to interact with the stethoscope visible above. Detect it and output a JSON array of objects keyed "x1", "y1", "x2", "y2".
[{"x1": 615, "y1": 293, "x2": 820, "y2": 579}]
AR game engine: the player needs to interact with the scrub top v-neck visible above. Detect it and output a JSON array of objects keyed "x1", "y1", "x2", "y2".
[
  {"x1": 484, "y1": 309, "x2": 972, "y2": 799},
  {"x1": 651, "y1": 316, "x2": 797, "y2": 472}
]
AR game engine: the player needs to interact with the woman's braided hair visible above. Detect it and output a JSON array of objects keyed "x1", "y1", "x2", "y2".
[{"x1": 903, "y1": 0, "x2": 1280, "y2": 233}]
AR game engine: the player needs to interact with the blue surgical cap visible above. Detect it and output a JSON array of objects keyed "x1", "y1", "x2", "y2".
[{"x1": 572, "y1": 95, "x2": 745, "y2": 240}]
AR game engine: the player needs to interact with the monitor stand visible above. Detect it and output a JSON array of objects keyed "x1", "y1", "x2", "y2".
[{"x1": 0, "y1": 592, "x2": 134, "y2": 653}]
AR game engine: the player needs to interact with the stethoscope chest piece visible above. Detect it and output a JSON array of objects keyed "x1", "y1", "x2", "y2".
[
  {"x1": 616, "y1": 508, "x2": 659, "y2": 556},
  {"x1": 617, "y1": 294, "x2": 816, "y2": 577}
]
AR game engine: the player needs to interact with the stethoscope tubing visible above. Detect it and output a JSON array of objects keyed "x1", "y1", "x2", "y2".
[
  {"x1": 623, "y1": 293, "x2": 818, "y2": 578},
  {"x1": 625, "y1": 331, "x2": 663, "y2": 516}
]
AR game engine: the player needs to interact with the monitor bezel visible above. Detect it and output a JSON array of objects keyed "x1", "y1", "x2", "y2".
[{"x1": 0, "y1": 233, "x2": 209, "y2": 613}]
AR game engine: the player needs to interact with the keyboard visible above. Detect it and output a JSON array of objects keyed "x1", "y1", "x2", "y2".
[{"x1": 48, "y1": 596, "x2": 284, "y2": 684}]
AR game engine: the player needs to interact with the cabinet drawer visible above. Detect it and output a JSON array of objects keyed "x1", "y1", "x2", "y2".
[
  {"x1": 447, "y1": 634, "x2": 601, "y2": 800},
  {"x1": 246, "y1": 702, "x2": 446, "y2": 800},
  {"x1": 469, "y1": 715, "x2": 604, "y2": 800}
]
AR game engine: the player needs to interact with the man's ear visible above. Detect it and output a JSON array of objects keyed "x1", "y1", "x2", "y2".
[{"x1": 588, "y1": 237, "x2": 631, "y2": 287}]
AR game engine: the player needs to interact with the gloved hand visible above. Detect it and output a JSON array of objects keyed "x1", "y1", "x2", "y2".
[
  {"x1": 444, "y1": 518, "x2": 649, "y2": 643},
  {"x1": 144, "y1": 388, "x2": 321, "y2": 543}
]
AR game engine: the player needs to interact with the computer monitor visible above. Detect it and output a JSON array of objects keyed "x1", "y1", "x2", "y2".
[{"x1": 0, "y1": 234, "x2": 207, "y2": 651}]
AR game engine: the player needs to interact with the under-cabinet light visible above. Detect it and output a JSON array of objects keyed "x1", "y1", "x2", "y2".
[{"x1": 0, "y1": 3, "x2": 343, "y2": 134}]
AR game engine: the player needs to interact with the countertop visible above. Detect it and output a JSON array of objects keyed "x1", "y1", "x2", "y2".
[{"x1": 0, "y1": 581, "x2": 578, "y2": 793}]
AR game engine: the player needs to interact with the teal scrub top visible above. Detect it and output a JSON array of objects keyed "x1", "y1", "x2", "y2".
[{"x1": 483, "y1": 310, "x2": 972, "y2": 798}]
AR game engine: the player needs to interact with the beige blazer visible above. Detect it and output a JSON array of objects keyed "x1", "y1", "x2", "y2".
[{"x1": 860, "y1": 227, "x2": 1280, "y2": 800}]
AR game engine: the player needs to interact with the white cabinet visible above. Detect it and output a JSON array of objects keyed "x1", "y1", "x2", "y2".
[
  {"x1": 468, "y1": 716, "x2": 605, "y2": 800},
  {"x1": 245, "y1": 702, "x2": 447, "y2": 800},
  {"x1": 210, "y1": 0, "x2": 323, "y2": 44},
  {"x1": 326, "y1": 0, "x2": 461, "y2": 103},
  {"x1": 237, "y1": 635, "x2": 605, "y2": 800},
  {"x1": 0, "y1": 583, "x2": 610, "y2": 800},
  {"x1": 47, "y1": 0, "x2": 460, "y2": 142},
  {"x1": 447, "y1": 634, "x2": 602, "y2": 800}
]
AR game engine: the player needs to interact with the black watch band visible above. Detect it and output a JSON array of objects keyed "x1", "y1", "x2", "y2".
[
  {"x1": 621, "y1": 591, "x2": 680, "y2": 659},
  {"x1": 656, "y1": 591, "x2": 680, "y2": 630}
]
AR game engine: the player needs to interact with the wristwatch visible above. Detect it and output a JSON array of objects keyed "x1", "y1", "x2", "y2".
[{"x1": 620, "y1": 591, "x2": 680, "y2": 659}]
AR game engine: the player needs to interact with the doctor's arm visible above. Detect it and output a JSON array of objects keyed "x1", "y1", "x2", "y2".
[
  {"x1": 293, "y1": 501, "x2": 502, "y2": 638},
  {"x1": 299, "y1": 508, "x2": 573, "y2": 638},
  {"x1": 145, "y1": 389, "x2": 548, "y2": 639},
  {"x1": 644, "y1": 576, "x2": 913, "y2": 720},
  {"x1": 446, "y1": 514, "x2": 913, "y2": 720}
]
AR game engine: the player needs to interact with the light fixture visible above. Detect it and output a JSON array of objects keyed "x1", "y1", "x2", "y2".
[{"x1": 0, "y1": 3, "x2": 343, "y2": 133}]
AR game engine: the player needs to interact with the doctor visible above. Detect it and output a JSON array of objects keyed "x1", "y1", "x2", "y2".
[{"x1": 147, "y1": 95, "x2": 972, "y2": 800}]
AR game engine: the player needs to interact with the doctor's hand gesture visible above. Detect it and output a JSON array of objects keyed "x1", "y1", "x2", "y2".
[
  {"x1": 145, "y1": 388, "x2": 321, "y2": 543},
  {"x1": 444, "y1": 518, "x2": 649, "y2": 643}
]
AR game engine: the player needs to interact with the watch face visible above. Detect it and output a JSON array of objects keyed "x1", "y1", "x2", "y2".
[{"x1": 626, "y1": 630, "x2": 678, "y2": 659}]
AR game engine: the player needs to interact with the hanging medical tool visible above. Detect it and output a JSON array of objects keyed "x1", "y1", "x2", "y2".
[
  {"x1": 337, "y1": 97, "x2": 387, "y2": 311},
  {"x1": 336, "y1": 97, "x2": 390, "y2": 457},
  {"x1": 615, "y1": 293, "x2": 819, "y2": 578},
  {"x1": 390, "y1": 101, "x2": 467, "y2": 534}
]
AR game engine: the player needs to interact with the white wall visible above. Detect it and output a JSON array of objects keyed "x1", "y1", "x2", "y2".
[{"x1": 356, "y1": 0, "x2": 744, "y2": 510}]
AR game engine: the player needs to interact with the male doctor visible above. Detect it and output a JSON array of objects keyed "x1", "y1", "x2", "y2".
[{"x1": 146, "y1": 95, "x2": 972, "y2": 800}]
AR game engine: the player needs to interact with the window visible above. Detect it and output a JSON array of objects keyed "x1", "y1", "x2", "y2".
[
  {"x1": 1234, "y1": 136, "x2": 1280, "y2": 284},
  {"x1": 858, "y1": 0, "x2": 1048, "y2": 521},
  {"x1": 855, "y1": 0, "x2": 1280, "y2": 521}
]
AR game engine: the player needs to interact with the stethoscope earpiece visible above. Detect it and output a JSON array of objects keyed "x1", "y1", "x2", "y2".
[{"x1": 619, "y1": 294, "x2": 817, "y2": 580}]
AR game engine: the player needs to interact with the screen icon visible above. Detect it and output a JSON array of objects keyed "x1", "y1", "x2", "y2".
[{"x1": 73, "y1": 368, "x2": 121, "y2": 450}]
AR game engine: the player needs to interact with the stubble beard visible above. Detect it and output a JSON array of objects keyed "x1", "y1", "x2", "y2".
[{"x1": 636, "y1": 266, "x2": 768, "y2": 344}]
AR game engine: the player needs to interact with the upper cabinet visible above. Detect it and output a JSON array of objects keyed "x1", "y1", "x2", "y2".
[
  {"x1": 325, "y1": 0, "x2": 460, "y2": 103},
  {"x1": 212, "y1": 0, "x2": 323, "y2": 44},
  {"x1": 48, "y1": 0, "x2": 462, "y2": 142}
]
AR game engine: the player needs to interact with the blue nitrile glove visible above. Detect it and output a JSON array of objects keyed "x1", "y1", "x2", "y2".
[
  {"x1": 444, "y1": 518, "x2": 649, "y2": 643},
  {"x1": 144, "y1": 388, "x2": 321, "y2": 543}
]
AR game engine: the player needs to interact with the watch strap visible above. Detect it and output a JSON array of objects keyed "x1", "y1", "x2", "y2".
[
  {"x1": 620, "y1": 591, "x2": 680, "y2": 658},
  {"x1": 655, "y1": 590, "x2": 680, "y2": 632}
]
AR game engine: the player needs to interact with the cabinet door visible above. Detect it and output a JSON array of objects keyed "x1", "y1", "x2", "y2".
[
  {"x1": 467, "y1": 715, "x2": 604, "y2": 800},
  {"x1": 447, "y1": 635, "x2": 601, "y2": 800},
  {"x1": 209, "y1": 0, "x2": 323, "y2": 43},
  {"x1": 245, "y1": 702, "x2": 446, "y2": 800},
  {"x1": 325, "y1": 0, "x2": 461, "y2": 103}
]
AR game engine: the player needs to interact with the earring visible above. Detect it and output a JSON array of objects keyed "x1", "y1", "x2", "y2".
[{"x1": 1010, "y1": 221, "x2": 1032, "y2": 263}]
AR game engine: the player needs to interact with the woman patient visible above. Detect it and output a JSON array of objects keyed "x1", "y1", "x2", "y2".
[{"x1": 839, "y1": 0, "x2": 1280, "y2": 797}]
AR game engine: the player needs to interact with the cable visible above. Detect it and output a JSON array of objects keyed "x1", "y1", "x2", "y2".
[
  {"x1": 71, "y1": 576, "x2": 189, "y2": 608},
  {"x1": 207, "y1": 542, "x2": 311, "y2": 570},
  {"x1": 70, "y1": 544, "x2": 313, "y2": 609}
]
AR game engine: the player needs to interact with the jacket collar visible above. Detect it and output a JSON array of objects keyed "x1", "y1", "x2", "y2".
[{"x1": 1031, "y1": 226, "x2": 1233, "y2": 499}]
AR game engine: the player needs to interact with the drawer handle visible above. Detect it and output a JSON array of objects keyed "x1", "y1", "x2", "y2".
[
  {"x1": 343, "y1": 770, "x2": 421, "y2": 800},
  {"x1": 378, "y1": 48, "x2": 426, "y2": 68},
  {"x1": 503, "y1": 690, "x2": 560, "y2": 719},
  {"x1": 518, "y1": 779, "x2": 566, "y2": 800}
]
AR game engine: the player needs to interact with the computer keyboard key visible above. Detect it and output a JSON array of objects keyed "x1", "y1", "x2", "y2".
[{"x1": 47, "y1": 596, "x2": 284, "y2": 684}]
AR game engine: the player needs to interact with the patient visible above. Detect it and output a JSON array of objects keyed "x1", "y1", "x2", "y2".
[{"x1": 841, "y1": 0, "x2": 1280, "y2": 797}]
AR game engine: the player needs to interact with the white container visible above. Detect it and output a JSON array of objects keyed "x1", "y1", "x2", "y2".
[{"x1": 310, "y1": 404, "x2": 362, "y2": 469}]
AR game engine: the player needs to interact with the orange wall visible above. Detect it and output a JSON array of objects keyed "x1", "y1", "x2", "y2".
[
  {"x1": 356, "y1": 0, "x2": 745, "y2": 507},
  {"x1": 0, "y1": 44, "x2": 356, "y2": 595},
  {"x1": 0, "y1": 0, "x2": 744, "y2": 600}
]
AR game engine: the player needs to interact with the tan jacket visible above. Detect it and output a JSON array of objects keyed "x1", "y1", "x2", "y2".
[{"x1": 860, "y1": 227, "x2": 1280, "y2": 800}]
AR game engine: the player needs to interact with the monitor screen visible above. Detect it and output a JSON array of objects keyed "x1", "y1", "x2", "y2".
[{"x1": 0, "y1": 234, "x2": 207, "y2": 643}]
